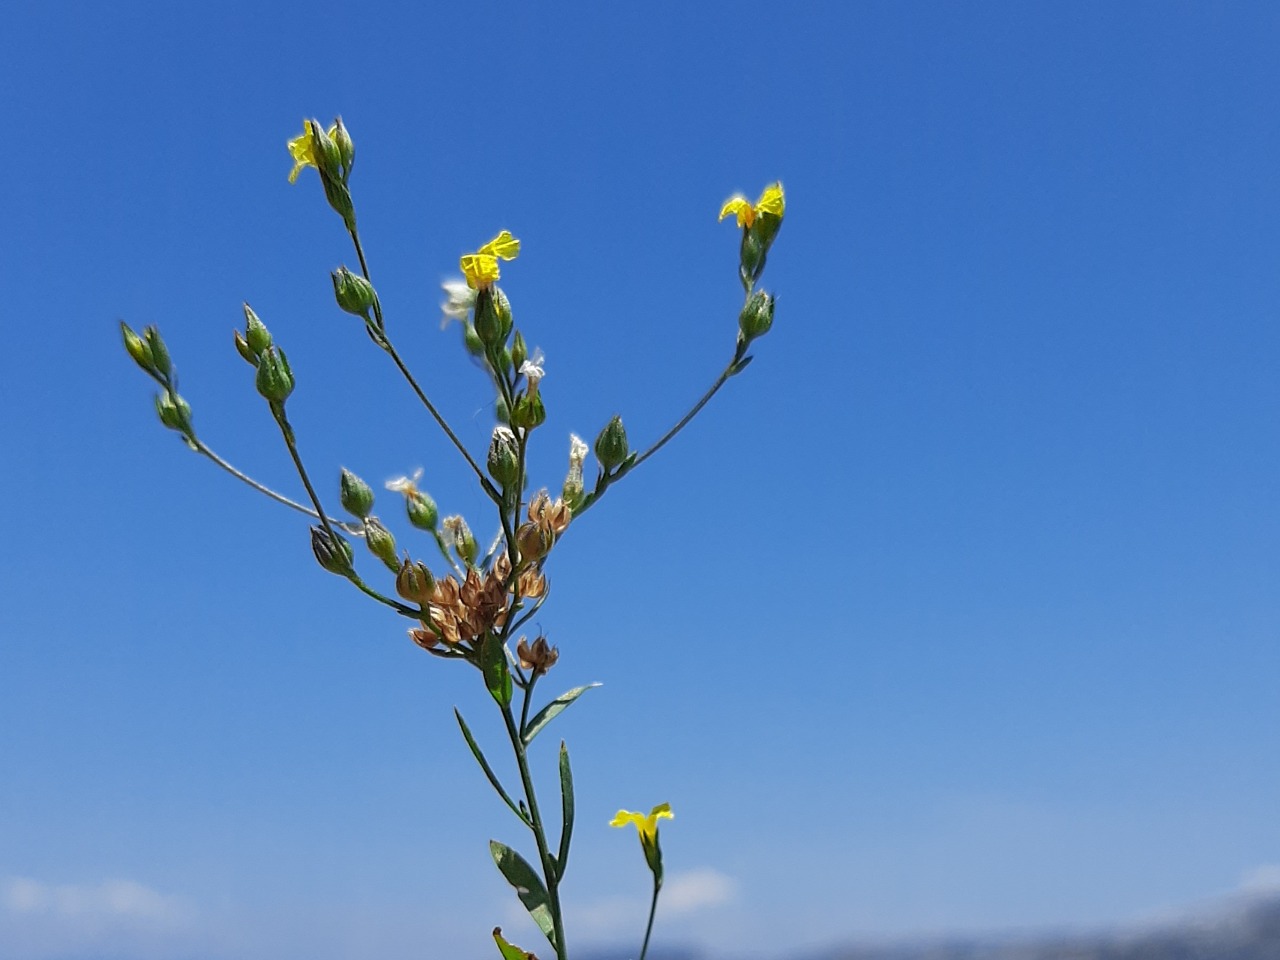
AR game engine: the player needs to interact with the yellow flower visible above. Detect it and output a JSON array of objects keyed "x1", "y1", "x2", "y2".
[
  {"x1": 460, "y1": 230, "x2": 521, "y2": 290},
  {"x1": 287, "y1": 120, "x2": 337, "y2": 184},
  {"x1": 609, "y1": 803, "x2": 673, "y2": 846},
  {"x1": 718, "y1": 182, "x2": 786, "y2": 228}
]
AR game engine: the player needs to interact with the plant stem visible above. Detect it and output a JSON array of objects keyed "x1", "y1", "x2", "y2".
[
  {"x1": 630, "y1": 361, "x2": 736, "y2": 470},
  {"x1": 500, "y1": 703, "x2": 568, "y2": 960},
  {"x1": 346, "y1": 227, "x2": 503, "y2": 504},
  {"x1": 268, "y1": 403, "x2": 418, "y2": 617},
  {"x1": 638, "y1": 873, "x2": 661, "y2": 960},
  {"x1": 192, "y1": 439, "x2": 363, "y2": 533}
]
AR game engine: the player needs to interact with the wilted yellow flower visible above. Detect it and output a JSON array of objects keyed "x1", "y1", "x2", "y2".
[
  {"x1": 609, "y1": 803, "x2": 673, "y2": 845},
  {"x1": 460, "y1": 230, "x2": 521, "y2": 290},
  {"x1": 718, "y1": 182, "x2": 785, "y2": 228},
  {"x1": 287, "y1": 120, "x2": 338, "y2": 184}
]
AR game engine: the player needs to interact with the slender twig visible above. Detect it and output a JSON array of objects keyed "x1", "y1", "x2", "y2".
[
  {"x1": 346, "y1": 227, "x2": 502, "y2": 503},
  {"x1": 268, "y1": 403, "x2": 417, "y2": 617},
  {"x1": 193, "y1": 438, "x2": 362, "y2": 534},
  {"x1": 631, "y1": 361, "x2": 736, "y2": 470}
]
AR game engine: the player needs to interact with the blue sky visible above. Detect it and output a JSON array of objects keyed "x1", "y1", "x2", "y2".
[{"x1": 2, "y1": 2, "x2": 1278, "y2": 958}]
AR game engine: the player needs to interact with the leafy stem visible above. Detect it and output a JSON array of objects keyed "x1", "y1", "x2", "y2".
[{"x1": 500, "y1": 701, "x2": 568, "y2": 960}]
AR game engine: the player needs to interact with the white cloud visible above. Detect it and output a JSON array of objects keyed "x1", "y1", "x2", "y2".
[
  {"x1": 0, "y1": 876, "x2": 195, "y2": 960},
  {"x1": 567, "y1": 866, "x2": 737, "y2": 939},
  {"x1": 2, "y1": 877, "x2": 191, "y2": 923},
  {"x1": 661, "y1": 868, "x2": 736, "y2": 916},
  {"x1": 1237, "y1": 864, "x2": 1280, "y2": 895}
]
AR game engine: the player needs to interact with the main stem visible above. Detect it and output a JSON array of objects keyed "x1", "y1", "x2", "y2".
[{"x1": 501, "y1": 704, "x2": 568, "y2": 960}]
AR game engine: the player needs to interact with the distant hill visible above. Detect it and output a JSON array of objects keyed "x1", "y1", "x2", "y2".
[
  {"x1": 806, "y1": 891, "x2": 1280, "y2": 960},
  {"x1": 576, "y1": 891, "x2": 1280, "y2": 960}
]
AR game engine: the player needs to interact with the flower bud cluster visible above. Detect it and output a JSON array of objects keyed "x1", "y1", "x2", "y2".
[{"x1": 120, "y1": 321, "x2": 197, "y2": 443}]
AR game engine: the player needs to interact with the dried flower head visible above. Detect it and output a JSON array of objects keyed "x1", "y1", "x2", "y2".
[{"x1": 516, "y1": 635, "x2": 559, "y2": 675}]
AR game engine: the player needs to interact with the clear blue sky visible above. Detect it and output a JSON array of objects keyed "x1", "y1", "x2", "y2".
[{"x1": 2, "y1": 2, "x2": 1278, "y2": 959}]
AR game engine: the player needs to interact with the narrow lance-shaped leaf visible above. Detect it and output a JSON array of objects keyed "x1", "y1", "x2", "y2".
[
  {"x1": 523, "y1": 683, "x2": 601, "y2": 745},
  {"x1": 492, "y1": 927, "x2": 538, "y2": 960},
  {"x1": 455, "y1": 709, "x2": 530, "y2": 827},
  {"x1": 490, "y1": 840, "x2": 557, "y2": 949},
  {"x1": 556, "y1": 741, "x2": 574, "y2": 881}
]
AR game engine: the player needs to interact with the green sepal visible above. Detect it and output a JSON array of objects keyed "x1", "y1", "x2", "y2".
[
  {"x1": 643, "y1": 833, "x2": 664, "y2": 890},
  {"x1": 556, "y1": 741, "x2": 574, "y2": 881},
  {"x1": 522, "y1": 683, "x2": 601, "y2": 745},
  {"x1": 490, "y1": 841, "x2": 557, "y2": 948},
  {"x1": 493, "y1": 927, "x2": 538, "y2": 960},
  {"x1": 479, "y1": 634, "x2": 513, "y2": 707}
]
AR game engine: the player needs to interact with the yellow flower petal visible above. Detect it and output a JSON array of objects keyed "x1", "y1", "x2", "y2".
[
  {"x1": 756, "y1": 182, "x2": 785, "y2": 218},
  {"x1": 478, "y1": 230, "x2": 521, "y2": 261},
  {"x1": 610, "y1": 810, "x2": 646, "y2": 830},
  {"x1": 610, "y1": 804, "x2": 673, "y2": 845},
  {"x1": 286, "y1": 121, "x2": 318, "y2": 184},
  {"x1": 718, "y1": 196, "x2": 753, "y2": 227},
  {"x1": 460, "y1": 252, "x2": 501, "y2": 289}
]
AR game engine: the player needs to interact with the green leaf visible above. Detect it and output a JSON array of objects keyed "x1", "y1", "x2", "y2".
[
  {"x1": 490, "y1": 841, "x2": 557, "y2": 948},
  {"x1": 480, "y1": 634, "x2": 513, "y2": 707},
  {"x1": 556, "y1": 741, "x2": 574, "y2": 881},
  {"x1": 731, "y1": 354, "x2": 754, "y2": 375},
  {"x1": 522, "y1": 683, "x2": 601, "y2": 745},
  {"x1": 455, "y1": 709, "x2": 529, "y2": 827},
  {"x1": 492, "y1": 927, "x2": 538, "y2": 960}
]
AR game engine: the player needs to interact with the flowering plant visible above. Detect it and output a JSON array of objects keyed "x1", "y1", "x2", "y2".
[{"x1": 122, "y1": 116, "x2": 784, "y2": 960}]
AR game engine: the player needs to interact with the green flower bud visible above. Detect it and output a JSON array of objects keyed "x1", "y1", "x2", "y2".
[
  {"x1": 331, "y1": 266, "x2": 377, "y2": 318},
  {"x1": 243, "y1": 303, "x2": 271, "y2": 355},
  {"x1": 144, "y1": 326, "x2": 172, "y2": 378},
  {"x1": 310, "y1": 525, "x2": 354, "y2": 576},
  {"x1": 739, "y1": 231, "x2": 766, "y2": 287},
  {"x1": 594, "y1": 415, "x2": 629, "y2": 471},
  {"x1": 154, "y1": 391, "x2": 193, "y2": 434},
  {"x1": 332, "y1": 116, "x2": 355, "y2": 176},
  {"x1": 444, "y1": 515, "x2": 478, "y2": 566},
  {"x1": 511, "y1": 331, "x2": 528, "y2": 372},
  {"x1": 255, "y1": 346, "x2": 294, "y2": 403},
  {"x1": 233, "y1": 330, "x2": 257, "y2": 366},
  {"x1": 473, "y1": 288, "x2": 502, "y2": 344},
  {"x1": 363, "y1": 517, "x2": 399, "y2": 571},
  {"x1": 487, "y1": 426, "x2": 520, "y2": 487},
  {"x1": 322, "y1": 176, "x2": 356, "y2": 231},
  {"x1": 340, "y1": 468, "x2": 375, "y2": 518},
  {"x1": 738, "y1": 290, "x2": 775, "y2": 343},
  {"x1": 395, "y1": 557, "x2": 435, "y2": 605},
  {"x1": 751, "y1": 207, "x2": 784, "y2": 252},
  {"x1": 511, "y1": 394, "x2": 546, "y2": 430},
  {"x1": 405, "y1": 490, "x2": 438, "y2": 531},
  {"x1": 310, "y1": 119, "x2": 343, "y2": 181},
  {"x1": 463, "y1": 322, "x2": 485, "y2": 358},
  {"x1": 121, "y1": 322, "x2": 154, "y2": 373}
]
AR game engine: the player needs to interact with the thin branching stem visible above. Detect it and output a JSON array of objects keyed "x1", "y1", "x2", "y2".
[
  {"x1": 193, "y1": 438, "x2": 362, "y2": 533},
  {"x1": 346, "y1": 227, "x2": 503, "y2": 504}
]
